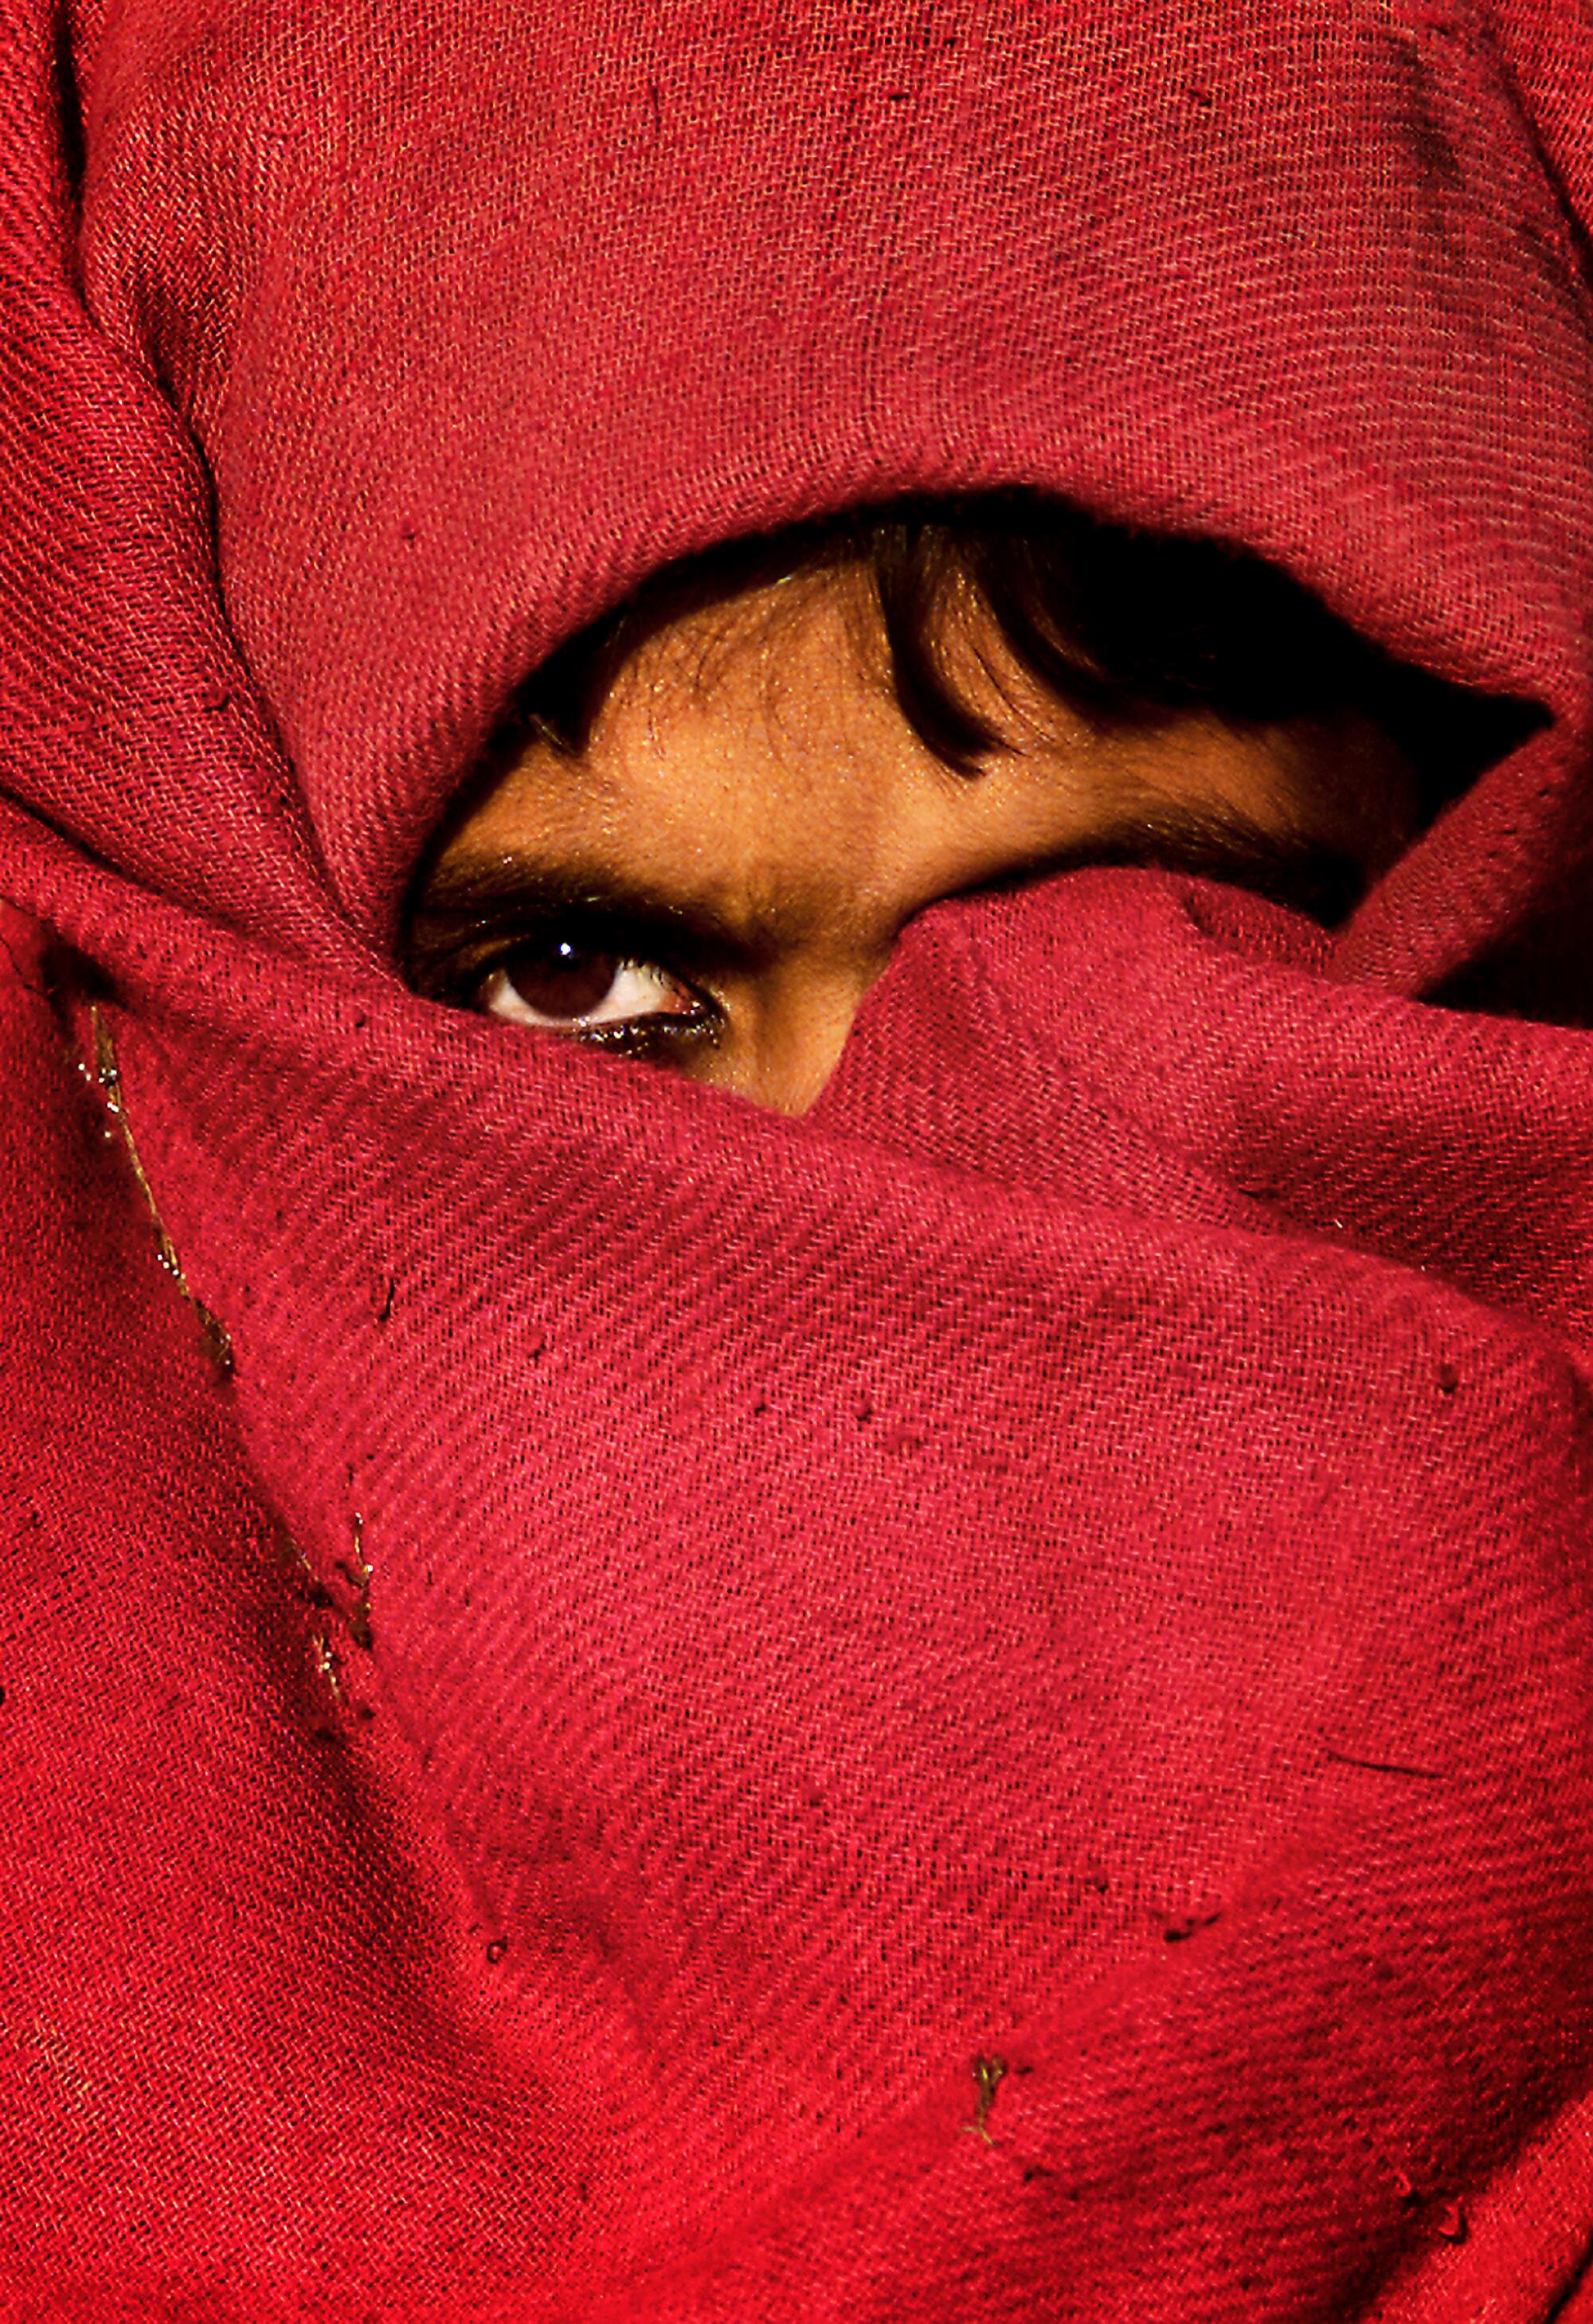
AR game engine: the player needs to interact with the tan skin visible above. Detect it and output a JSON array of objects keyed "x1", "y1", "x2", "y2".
[{"x1": 406, "y1": 569, "x2": 1423, "y2": 1115}]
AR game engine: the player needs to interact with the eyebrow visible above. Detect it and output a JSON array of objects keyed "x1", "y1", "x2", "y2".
[
  {"x1": 407, "y1": 855, "x2": 795, "y2": 959},
  {"x1": 966, "y1": 807, "x2": 1370, "y2": 925},
  {"x1": 405, "y1": 805, "x2": 1368, "y2": 971}
]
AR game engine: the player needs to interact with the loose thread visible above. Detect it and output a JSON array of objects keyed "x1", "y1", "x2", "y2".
[
  {"x1": 90, "y1": 1007, "x2": 233, "y2": 1379},
  {"x1": 271, "y1": 1524, "x2": 333, "y2": 1610},
  {"x1": 335, "y1": 1512, "x2": 375, "y2": 1651},
  {"x1": 310, "y1": 1631, "x2": 344, "y2": 1699},
  {"x1": 276, "y1": 1516, "x2": 376, "y2": 1727},
  {"x1": 961, "y1": 2055, "x2": 1008, "y2": 2145}
]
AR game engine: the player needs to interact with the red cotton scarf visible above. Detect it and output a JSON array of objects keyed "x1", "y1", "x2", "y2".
[{"x1": 4, "y1": 2, "x2": 1593, "y2": 2314}]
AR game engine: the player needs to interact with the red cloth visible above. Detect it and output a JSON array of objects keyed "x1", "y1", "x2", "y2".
[{"x1": 4, "y1": 1, "x2": 1593, "y2": 2312}]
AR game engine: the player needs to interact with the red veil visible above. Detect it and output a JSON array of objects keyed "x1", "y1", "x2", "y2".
[{"x1": 4, "y1": 2, "x2": 1593, "y2": 2314}]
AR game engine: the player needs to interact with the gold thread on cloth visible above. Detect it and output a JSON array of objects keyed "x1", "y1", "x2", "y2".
[
  {"x1": 272, "y1": 1517, "x2": 377, "y2": 1726},
  {"x1": 335, "y1": 1512, "x2": 375, "y2": 1651},
  {"x1": 961, "y1": 2054, "x2": 1008, "y2": 2144},
  {"x1": 89, "y1": 1007, "x2": 234, "y2": 1379}
]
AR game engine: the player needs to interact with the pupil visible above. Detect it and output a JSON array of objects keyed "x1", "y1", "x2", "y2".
[{"x1": 503, "y1": 939, "x2": 619, "y2": 1020}]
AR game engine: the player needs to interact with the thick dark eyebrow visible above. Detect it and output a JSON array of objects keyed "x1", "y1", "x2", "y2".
[
  {"x1": 405, "y1": 804, "x2": 1368, "y2": 984},
  {"x1": 405, "y1": 855, "x2": 785, "y2": 973},
  {"x1": 958, "y1": 804, "x2": 1369, "y2": 925}
]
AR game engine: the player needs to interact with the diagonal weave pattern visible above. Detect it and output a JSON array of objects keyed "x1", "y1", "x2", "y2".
[{"x1": 3, "y1": 1, "x2": 1593, "y2": 2313}]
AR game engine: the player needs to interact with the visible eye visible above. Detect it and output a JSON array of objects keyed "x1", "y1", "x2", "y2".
[{"x1": 472, "y1": 936, "x2": 714, "y2": 1047}]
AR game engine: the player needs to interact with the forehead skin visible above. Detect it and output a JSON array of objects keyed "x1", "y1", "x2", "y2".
[{"x1": 414, "y1": 571, "x2": 1423, "y2": 1113}]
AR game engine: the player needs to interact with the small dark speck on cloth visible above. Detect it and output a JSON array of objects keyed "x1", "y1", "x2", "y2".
[{"x1": 1163, "y1": 1907, "x2": 1222, "y2": 1942}]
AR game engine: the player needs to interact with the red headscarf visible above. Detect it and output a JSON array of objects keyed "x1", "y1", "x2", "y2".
[{"x1": 4, "y1": 2, "x2": 1593, "y2": 2313}]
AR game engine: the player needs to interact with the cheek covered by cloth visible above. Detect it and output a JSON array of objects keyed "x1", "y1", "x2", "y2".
[{"x1": 4, "y1": 2, "x2": 1593, "y2": 2317}]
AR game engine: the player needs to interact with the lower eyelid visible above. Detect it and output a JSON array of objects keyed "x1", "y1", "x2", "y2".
[{"x1": 576, "y1": 1011, "x2": 722, "y2": 1055}]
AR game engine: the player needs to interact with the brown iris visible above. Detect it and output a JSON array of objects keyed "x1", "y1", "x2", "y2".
[{"x1": 491, "y1": 938, "x2": 624, "y2": 1021}]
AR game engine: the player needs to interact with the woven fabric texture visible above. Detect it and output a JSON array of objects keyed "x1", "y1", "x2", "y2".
[{"x1": 3, "y1": 0, "x2": 1593, "y2": 2314}]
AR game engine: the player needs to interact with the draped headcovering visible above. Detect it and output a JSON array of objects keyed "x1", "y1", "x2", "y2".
[{"x1": 4, "y1": 2, "x2": 1593, "y2": 2312}]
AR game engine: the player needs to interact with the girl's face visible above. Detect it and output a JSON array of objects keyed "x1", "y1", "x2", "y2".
[{"x1": 406, "y1": 569, "x2": 1423, "y2": 1114}]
